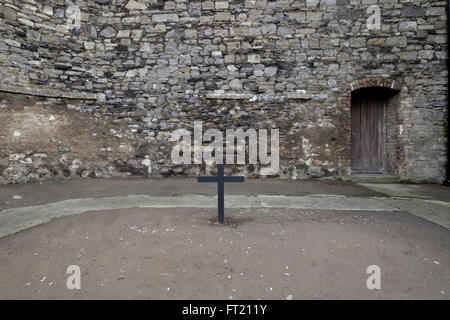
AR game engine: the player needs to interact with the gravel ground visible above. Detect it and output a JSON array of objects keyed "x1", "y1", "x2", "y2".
[{"x1": 0, "y1": 207, "x2": 448, "y2": 299}]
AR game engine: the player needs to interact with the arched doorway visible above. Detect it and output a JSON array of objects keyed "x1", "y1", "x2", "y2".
[{"x1": 351, "y1": 87, "x2": 398, "y2": 175}]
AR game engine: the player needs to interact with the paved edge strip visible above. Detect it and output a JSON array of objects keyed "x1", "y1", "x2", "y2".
[{"x1": 0, "y1": 194, "x2": 408, "y2": 238}]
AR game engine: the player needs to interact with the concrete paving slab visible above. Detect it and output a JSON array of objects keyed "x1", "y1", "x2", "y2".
[
  {"x1": 380, "y1": 198, "x2": 450, "y2": 230},
  {"x1": 0, "y1": 178, "x2": 383, "y2": 211},
  {"x1": 258, "y1": 195, "x2": 396, "y2": 212},
  {"x1": 0, "y1": 195, "x2": 400, "y2": 238},
  {"x1": 360, "y1": 183, "x2": 450, "y2": 202}
]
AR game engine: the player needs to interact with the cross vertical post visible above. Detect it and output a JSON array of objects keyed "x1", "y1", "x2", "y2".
[
  {"x1": 217, "y1": 164, "x2": 225, "y2": 224},
  {"x1": 197, "y1": 164, "x2": 245, "y2": 224}
]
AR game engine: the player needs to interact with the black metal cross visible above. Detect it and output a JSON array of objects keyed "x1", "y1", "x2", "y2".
[{"x1": 197, "y1": 164, "x2": 245, "y2": 224}]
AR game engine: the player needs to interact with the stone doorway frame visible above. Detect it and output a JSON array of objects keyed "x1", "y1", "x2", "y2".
[{"x1": 339, "y1": 77, "x2": 403, "y2": 178}]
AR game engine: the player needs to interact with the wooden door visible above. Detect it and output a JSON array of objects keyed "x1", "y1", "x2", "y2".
[{"x1": 351, "y1": 93, "x2": 384, "y2": 174}]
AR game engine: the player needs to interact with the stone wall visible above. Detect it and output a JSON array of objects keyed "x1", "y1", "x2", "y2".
[
  {"x1": 0, "y1": 0, "x2": 448, "y2": 184},
  {"x1": 385, "y1": 91, "x2": 402, "y2": 176}
]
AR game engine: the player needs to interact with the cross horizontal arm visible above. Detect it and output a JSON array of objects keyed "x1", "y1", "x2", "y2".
[
  {"x1": 223, "y1": 176, "x2": 245, "y2": 183},
  {"x1": 197, "y1": 176, "x2": 219, "y2": 183}
]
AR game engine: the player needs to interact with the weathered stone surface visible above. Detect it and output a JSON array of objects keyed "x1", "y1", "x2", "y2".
[
  {"x1": 117, "y1": 30, "x2": 131, "y2": 38},
  {"x1": 229, "y1": 79, "x2": 242, "y2": 90},
  {"x1": 247, "y1": 54, "x2": 261, "y2": 63},
  {"x1": 125, "y1": 0, "x2": 146, "y2": 10},
  {"x1": 206, "y1": 92, "x2": 253, "y2": 100},
  {"x1": 286, "y1": 92, "x2": 313, "y2": 100},
  {"x1": 0, "y1": 5, "x2": 17, "y2": 20},
  {"x1": 214, "y1": 12, "x2": 231, "y2": 21},
  {"x1": 0, "y1": 0, "x2": 447, "y2": 184},
  {"x1": 0, "y1": 85, "x2": 97, "y2": 100},
  {"x1": 100, "y1": 27, "x2": 116, "y2": 38}
]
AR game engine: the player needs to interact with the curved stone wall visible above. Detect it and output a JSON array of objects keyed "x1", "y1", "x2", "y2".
[{"x1": 0, "y1": 0, "x2": 448, "y2": 183}]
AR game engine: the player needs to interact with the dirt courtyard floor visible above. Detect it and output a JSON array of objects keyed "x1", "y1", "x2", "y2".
[{"x1": 0, "y1": 207, "x2": 449, "y2": 299}]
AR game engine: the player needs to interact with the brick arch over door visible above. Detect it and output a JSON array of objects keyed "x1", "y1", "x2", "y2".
[{"x1": 349, "y1": 78, "x2": 403, "y2": 93}]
